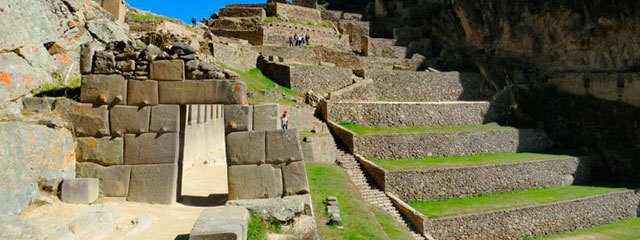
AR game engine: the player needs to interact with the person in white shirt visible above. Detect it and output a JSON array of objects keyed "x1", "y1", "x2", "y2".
[{"x1": 281, "y1": 111, "x2": 289, "y2": 129}]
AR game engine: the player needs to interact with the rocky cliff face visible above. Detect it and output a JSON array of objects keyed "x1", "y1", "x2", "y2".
[
  {"x1": 0, "y1": 0, "x2": 130, "y2": 110},
  {"x1": 370, "y1": 0, "x2": 640, "y2": 87}
]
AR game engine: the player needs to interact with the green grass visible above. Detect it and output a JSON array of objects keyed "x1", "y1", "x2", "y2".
[
  {"x1": 537, "y1": 218, "x2": 640, "y2": 240},
  {"x1": 306, "y1": 163, "x2": 414, "y2": 239},
  {"x1": 299, "y1": 130, "x2": 329, "y2": 138},
  {"x1": 263, "y1": 16, "x2": 281, "y2": 24},
  {"x1": 128, "y1": 12, "x2": 173, "y2": 22},
  {"x1": 32, "y1": 77, "x2": 81, "y2": 96},
  {"x1": 408, "y1": 185, "x2": 628, "y2": 219},
  {"x1": 338, "y1": 121, "x2": 515, "y2": 135},
  {"x1": 248, "y1": 211, "x2": 269, "y2": 240},
  {"x1": 219, "y1": 65, "x2": 302, "y2": 106},
  {"x1": 320, "y1": 20, "x2": 336, "y2": 29},
  {"x1": 372, "y1": 152, "x2": 576, "y2": 171}
]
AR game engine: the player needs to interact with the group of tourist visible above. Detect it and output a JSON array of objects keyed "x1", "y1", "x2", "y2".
[{"x1": 289, "y1": 34, "x2": 310, "y2": 46}]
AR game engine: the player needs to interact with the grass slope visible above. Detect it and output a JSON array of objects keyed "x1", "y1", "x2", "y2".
[
  {"x1": 372, "y1": 152, "x2": 575, "y2": 171},
  {"x1": 537, "y1": 218, "x2": 640, "y2": 240},
  {"x1": 409, "y1": 185, "x2": 627, "y2": 219},
  {"x1": 306, "y1": 163, "x2": 414, "y2": 239},
  {"x1": 224, "y1": 66, "x2": 302, "y2": 106},
  {"x1": 338, "y1": 121, "x2": 514, "y2": 135}
]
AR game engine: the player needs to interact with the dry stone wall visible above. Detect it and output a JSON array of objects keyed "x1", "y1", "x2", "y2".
[
  {"x1": 333, "y1": 70, "x2": 489, "y2": 102},
  {"x1": 351, "y1": 128, "x2": 553, "y2": 160},
  {"x1": 266, "y1": 3, "x2": 322, "y2": 23},
  {"x1": 362, "y1": 37, "x2": 407, "y2": 59},
  {"x1": 384, "y1": 157, "x2": 592, "y2": 201},
  {"x1": 262, "y1": 23, "x2": 350, "y2": 51},
  {"x1": 325, "y1": 101, "x2": 504, "y2": 128},
  {"x1": 69, "y1": 41, "x2": 247, "y2": 204},
  {"x1": 550, "y1": 72, "x2": 640, "y2": 107},
  {"x1": 429, "y1": 190, "x2": 640, "y2": 239},
  {"x1": 258, "y1": 56, "x2": 353, "y2": 95}
]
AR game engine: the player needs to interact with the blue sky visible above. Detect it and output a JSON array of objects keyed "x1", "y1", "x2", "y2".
[{"x1": 127, "y1": 0, "x2": 264, "y2": 23}]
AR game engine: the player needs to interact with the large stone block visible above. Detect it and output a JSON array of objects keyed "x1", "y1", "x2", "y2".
[
  {"x1": 127, "y1": 163, "x2": 177, "y2": 204},
  {"x1": 157, "y1": 80, "x2": 247, "y2": 105},
  {"x1": 63, "y1": 103, "x2": 110, "y2": 137},
  {"x1": 282, "y1": 161, "x2": 310, "y2": 195},
  {"x1": 204, "y1": 80, "x2": 247, "y2": 105},
  {"x1": 110, "y1": 106, "x2": 151, "y2": 136},
  {"x1": 189, "y1": 206, "x2": 249, "y2": 240},
  {"x1": 124, "y1": 133, "x2": 179, "y2": 165},
  {"x1": 60, "y1": 178, "x2": 99, "y2": 204},
  {"x1": 22, "y1": 97, "x2": 56, "y2": 112},
  {"x1": 265, "y1": 130, "x2": 303, "y2": 163},
  {"x1": 158, "y1": 81, "x2": 206, "y2": 104},
  {"x1": 150, "y1": 60, "x2": 185, "y2": 81},
  {"x1": 253, "y1": 104, "x2": 279, "y2": 131},
  {"x1": 80, "y1": 75, "x2": 127, "y2": 105},
  {"x1": 127, "y1": 80, "x2": 159, "y2": 106},
  {"x1": 224, "y1": 105, "x2": 253, "y2": 133},
  {"x1": 228, "y1": 164, "x2": 283, "y2": 200},
  {"x1": 149, "y1": 105, "x2": 181, "y2": 133},
  {"x1": 226, "y1": 131, "x2": 266, "y2": 166},
  {"x1": 76, "y1": 137, "x2": 124, "y2": 166},
  {"x1": 76, "y1": 162, "x2": 131, "y2": 197}
]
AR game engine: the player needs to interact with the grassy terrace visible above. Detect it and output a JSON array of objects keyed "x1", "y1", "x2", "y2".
[
  {"x1": 408, "y1": 185, "x2": 627, "y2": 219},
  {"x1": 338, "y1": 121, "x2": 514, "y2": 135},
  {"x1": 221, "y1": 66, "x2": 303, "y2": 106},
  {"x1": 306, "y1": 163, "x2": 414, "y2": 239},
  {"x1": 372, "y1": 152, "x2": 576, "y2": 171},
  {"x1": 538, "y1": 218, "x2": 640, "y2": 240}
]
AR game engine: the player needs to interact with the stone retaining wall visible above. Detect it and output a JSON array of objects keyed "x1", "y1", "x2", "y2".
[
  {"x1": 327, "y1": 121, "x2": 355, "y2": 153},
  {"x1": 385, "y1": 157, "x2": 593, "y2": 201},
  {"x1": 219, "y1": 6, "x2": 267, "y2": 19},
  {"x1": 266, "y1": 3, "x2": 322, "y2": 23},
  {"x1": 352, "y1": 128, "x2": 553, "y2": 160},
  {"x1": 211, "y1": 29, "x2": 264, "y2": 45},
  {"x1": 258, "y1": 56, "x2": 353, "y2": 95},
  {"x1": 301, "y1": 134, "x2": 337, "y2": 163},
  {"x1": 332, "y1": 70, "x2": 489, "y2": 102},
  {"x1": 325, "y1": 101, "x2": 503, "y2": 128},
  {"x1": 362, "y1": 37, "x2": 407, "y2": 59},
  {"x1": 429, "y1": 190, "x2": 640, "y2": 239},
  {"x1": 262, "y1": 23, "x2": 350, "y2": 51},
  {"x1": 549, "y1": 72, "x2": 640, "y2": 107},
  {"x1": 386, "y1": 192, "x2": 430, "y2": 238},
  {"x1": 209, "y1": 42, "x2": 259, "y2": 71}
]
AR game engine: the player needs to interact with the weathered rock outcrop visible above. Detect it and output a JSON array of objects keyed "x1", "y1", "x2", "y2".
[
  {"x1": 0, "y1": 0, "x2": 131, "y2": 105},
  {"x1": 0, "y1": 122, "x2": 75, "y2": 215}
]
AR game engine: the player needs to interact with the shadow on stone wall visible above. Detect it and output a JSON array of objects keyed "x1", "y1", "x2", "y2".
[{"x1": 500, "y1": 84, "x2": 640, "y2": 184}]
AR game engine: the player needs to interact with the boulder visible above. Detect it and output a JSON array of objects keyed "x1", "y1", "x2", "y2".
[
  {"x1": 0, "y1": 53, "x2": 52, "y2": 103},
  {"x1": 227, "y1": 197, "x2": 306, "y2": 222},
  {"x1": 282, "y1": 162, "x2": 310, "y2": 195},
  {"x1": 60, "y1": 178, "x2": 100, "y2": 204},
  {"x1": 189, "y1": 206, "x2": 249, "y2": 240},
  {"x1": 172, "y1": 42, "x2": 197, "y2": 55},
  {"x1": 93, "y1": 51, "x2": 117, "y2": 74}
]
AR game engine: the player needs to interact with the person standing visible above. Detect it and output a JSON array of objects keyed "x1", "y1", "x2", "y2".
[
  {"x1": 281, "y1": 111, "x2": 290, "y2": 129},
  {"x1": 191, "y1": 16, "x2": 197, "y2": 27},
  {"x1": 294, "y1": 34, "x2": 299, "y2": 46},
  {"x1": 305, "y1": 35, "x2": 310, "y2": 45}
]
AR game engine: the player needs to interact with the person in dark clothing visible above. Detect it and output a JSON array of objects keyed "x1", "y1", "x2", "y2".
[
  {"x1": 288, "y1": 36, "x2": 294, "y2": 46},
  {"x1": 191, "y1": 16, "x2": 197, "y2": 27},
  {"x1": 294, "y1": 34, "x2": 299, "y2": 46},
  {"x1": 305, "y1": 35, "x2": 310, "y2": 45}
]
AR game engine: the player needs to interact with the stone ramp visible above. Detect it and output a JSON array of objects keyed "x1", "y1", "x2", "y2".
[{"x1": 325, "y1": 101, "x2": 504, "y2": 128}]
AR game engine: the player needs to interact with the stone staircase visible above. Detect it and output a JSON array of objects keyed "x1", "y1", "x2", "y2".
[{"x1": 333, "y1": 146, "x2": 427, "y2": 240}]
